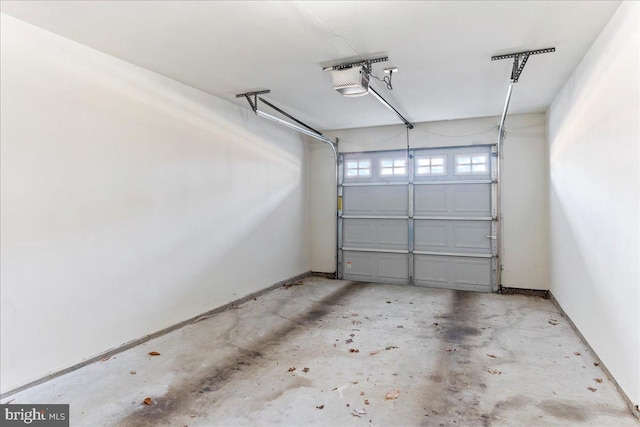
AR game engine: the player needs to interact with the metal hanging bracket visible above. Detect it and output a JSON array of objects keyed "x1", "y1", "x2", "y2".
[
  {"x1": 492, "y1": 47, "x2": 555, "y2": 83},
  {"x1": 236, "y1": 89, "x2": 337, "y2": 152},
  {"x1": 235, "y1": 90, "x2": 271, "y2": 112},
  {"x1": 322, "y1": 56, "x2": 388, "y2": 72}
]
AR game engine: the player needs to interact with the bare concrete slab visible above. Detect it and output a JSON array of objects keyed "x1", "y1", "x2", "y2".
[{"x1": 2, "y1": 277, "x2": 637, "y2": 426}]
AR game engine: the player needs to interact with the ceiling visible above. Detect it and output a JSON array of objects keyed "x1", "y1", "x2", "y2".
[{"x1": 0, "y1": 1, "x2": 621, "y2": 131}]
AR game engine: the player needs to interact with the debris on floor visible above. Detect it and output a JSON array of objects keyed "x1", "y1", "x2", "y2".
[
  {"x1": 445, "y1": 348, "x2": 458, "y2": 352},
  {"x1": 352, "y1": 408, "x2": 366, "y2": 417},
  {"x1": 288, "y1": 367, "x2": 296, "y2": 372},
  {"x1": 302, "y1": 367, "x2": 309, "y2": 373},
  {"x1": 346, "y1": 338, "x2": 353, "y2": 344},
  {"x1": 574, "y1": 352, "x2": 581, "y2": 356},
  {"x1": 594, "y1": 378, "x2": 603, "y2": 383},
  {"x1": 486, "y1": 353, "x2": 497, "y2": 358},
  {"x1": 364, "y1": 399, "x2": 370, "y2": 405},
  {"x1": 348, "y1": 348, "x2": 360, "y2": 353},
  {"x1": 549, "y1": 319, "x2": 559, "y2": 325},
  {"x1": 130, "y1": 371, "x2": 136, "y2": 375},
  {"x1": 101, "y1": 356, "x2": 111, "y2": 362},
  {"x1": 283, "y1": 281, "x2": 304, "y2": 289},
  {"x1": 148, "y1": 351, "x2": 161, "y2": 356},
  {"x1": 316, "y1": 404, "x2": 324, "y2": 410},
  {"x1": 370, "y1": 350, "x2": 380, "y2": 355},
  {"x1": 385, "y1": 390, "x2": 400, "y2": 400},
  {"x1": 143, "y1": 397, "x2": 153, "y2": 405},
  {"x1": 588, "y1": 387, "x2": 597, "y2": 392},
  {"x1": 487, "y1": 369, "x2": 502, "y2": 375},
  {"x1": 385, "y1": 346, "x2": 398, "y2": 351}
]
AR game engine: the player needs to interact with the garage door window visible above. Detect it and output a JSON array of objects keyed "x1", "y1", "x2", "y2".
[
  {"x1": 416, "y1": 156, "x2": 446, "y2": 175},
  {"x1": 346, "y1": 160, "x2": 371, "y2": 177},
  {"x1": 455, "y1": 154, "x2": 487, "y2": 174},
  {"x1": 380, "y1": 158, "x2": 407, "y2": 176}
]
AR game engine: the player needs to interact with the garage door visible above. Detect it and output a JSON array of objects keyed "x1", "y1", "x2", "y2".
[{"x1": 338, "y1": 146, "x2": 498, "y2": 292}]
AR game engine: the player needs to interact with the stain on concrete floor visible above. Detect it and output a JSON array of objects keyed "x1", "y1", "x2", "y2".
[{"x1": 2, "y1": 278, "x2": 637, "y2": 426}]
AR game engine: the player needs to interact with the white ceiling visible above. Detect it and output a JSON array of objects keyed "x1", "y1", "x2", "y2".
[{"x1": 0, "y1": 1, "x2": 621, "y2": 130}]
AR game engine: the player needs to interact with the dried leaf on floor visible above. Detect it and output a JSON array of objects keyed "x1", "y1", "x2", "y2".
[
  {"x1": 148, "y1": 351, "x2": 161, "y2": 356},
  {"x1": 594, "y1": 378, "x2": 603, "y2": 383},
  {"x1": 385, "y1": 390, "x2": 400, "y2": 400},
  {"x1": 349, "y1": 348, "x2": 360, "y2": 353},
  {"x1": 370, "y1": 350, "x2": 380, "y2": 355},
  {"x1": 352, "y1": 408, "x2": 366, "y2": 417},
  {"x1": 574, "y1": 352, "x2": 581, "y2": 356},
  {"x1": 486, "y1": 354, "x2": 497, "y2": 358},
  {"x1": 316, "y1": 405, "x2": 324, "y2": 410},
  {"x1": 130, "y1": 371, "x2": 136, "y2": 375},
  {"x1": 302, "y1": 367, "x2": 309, "y2": 373},
  {"x1": 364, "y1": 399, "x2": 370, "y2": 405},
  {"x1": 593, "y1": 362, "x2": 600, "y2": 367},
  {"x1": 587, "y1": 387, "x2": 597, "y2": 392},
  {"x1": 288, "y1": 367, "x2": 296, "y2": 372},
  {"x1": 143, "y1": 397, "x2": 153, "y2": 405}
]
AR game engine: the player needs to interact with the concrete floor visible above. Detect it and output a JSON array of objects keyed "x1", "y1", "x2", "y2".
[{"x1": 2, "y1": 277, "x2": 637, "y2": 426}]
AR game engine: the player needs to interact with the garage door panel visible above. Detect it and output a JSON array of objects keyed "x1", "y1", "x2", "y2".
[
  {"x1": 413, "y1": 188, "x2": 448, "y2": 214},
  {"x1": 343, "y1": 219, "x2": 407, "y2": 250},
  {"x1": 414, "y1": 184, "x2": 490, "y2": 217},
  {"x1": 414, "y1": 255, "x2": 491, "y2": 292},
  {"x1": 378, "y1": 254, "x2": 409, "y2": 280},
  {"x1": 342, "y1": 251, "x2": 409, "y2": 285},
  {"x1": 453, "y1": 187, "x2": 491, "y2": 215},
  {"x1": 343, "y1": 186, "x2": 408, "y2": 216},
  {"x1": 453, "y1": 222, "x2": 491, "y2": 251},
  {"x1": 415, "y1": 220, "x2": 491, "y2": 254},
  {"x1": 341, "y1": 251, "x2": 374, "y2": 279}
]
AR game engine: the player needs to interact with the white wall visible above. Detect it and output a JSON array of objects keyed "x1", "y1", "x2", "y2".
[
  {"x1": 310, "y1": 113, "x2": 550, "y2": 290},
  {"x1": 548, "y1": 1, "x2": 639, "y2": 408},
  {"x1": 0, "y1": 14, "x2": 310, "y2": 394}
]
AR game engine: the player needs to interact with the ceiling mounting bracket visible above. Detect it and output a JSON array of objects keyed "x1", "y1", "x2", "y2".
[
  {"x1": 322, "y1": 56, "x2": 388, "y2": 72},
  {"x1": 235, "y1": 89, "x2": 337, "y2": 151},
  {"x1": 235, "y1": 90, "x2": 271, "y2": 113},
  {"x1": 491, "y1": 47, "x2": 555, "y2": 83}
]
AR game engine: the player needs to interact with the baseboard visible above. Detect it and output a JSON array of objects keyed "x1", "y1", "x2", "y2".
[
  {"x1": 549, "y1": 291, "x2": 640, "y2": 420},
  {"x1": 310, "y1": 271, "x2": 337, "y2": 279},
  {"x1": 498, "y1": 286, "x2": 549, "y2": 298},
  {"x1": 0, "y1": 271, "x2": 311, "y2": 400}
]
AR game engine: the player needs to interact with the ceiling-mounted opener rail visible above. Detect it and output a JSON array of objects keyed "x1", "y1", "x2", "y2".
[
  {"x1": 323, "y1": 56, "x2": 414, "y2": 130},
  {"x1": 492, "y1": 47, "x2": 555, "y2": 140},
  {"x1": 236, "y1": 90, "x2": 337, "y2": 155}
]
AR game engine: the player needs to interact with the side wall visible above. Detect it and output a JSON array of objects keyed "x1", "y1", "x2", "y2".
[
  {"x1": 310, "y1": 113, "x2": 549, "y2": 290},
  {"x1": 0, "y1": 15, "x2": 310, "y2": 393},
  {"x1": 547, "y1": 1, "x2": 639, "y2": 407}
]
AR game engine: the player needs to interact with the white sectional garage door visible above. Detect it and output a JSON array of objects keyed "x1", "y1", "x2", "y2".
[{"x1": 338, "y1": 146, "x2": 498, "y2": 292}]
